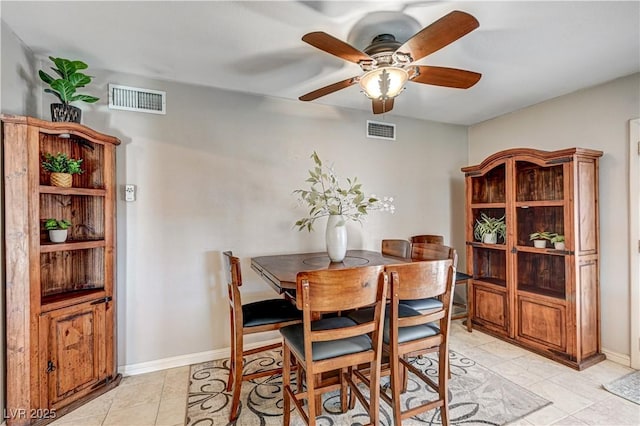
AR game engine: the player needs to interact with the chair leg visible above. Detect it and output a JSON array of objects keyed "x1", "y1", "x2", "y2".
[
  {"x1": 340, "y1": 368, "x2": 348, "y2": 413},
  {"x1": 390, "y1": 351, "x2": 403, "y2": 426},
  {"x1": 283, "y1": 344, "x2": 292, "y2": 426},
  {"x1": 228, "y1": 334, "x2": 244, "y2": 421},
  {"x1": 307, "y1": 370, "x2": 317, "y2": 426},
  {"x1": 226, "y1": 314, "x2": 235, "y2": 392},
  {"x1": 439, "y1": 344, "x2": 450, "y2": 426},
  {"x1": 313, "y1": 374, "x2": 323, "y2": 417},
  {"x1": 368, "y1": 360, "x2": 381, "y2": 425},
  {"x1": 401, "y1": 354, "x2": 409, "y2": 393}
]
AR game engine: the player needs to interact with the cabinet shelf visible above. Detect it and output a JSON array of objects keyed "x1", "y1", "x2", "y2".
[
  {"x1": 470, "y1": 202, "x2": 507, "y2": 209},
  {"x1": 41, "y1": 239, "x2": 106, "y2": 253},
  {"x1": 516, "y1": 246, "x2": 570, "y2": 256},
  {"x1": 467, "y1": 241, "x2": 507, "y2": 250},
  {"x1": 473, "y1": 277, "x2": 507, "y2": 288},
  {"x1": 518, "y1": 286, "x2": 565, "y2": 300},
  {"x1": 516, "y1": 200, "x2": 564, "y2": 207},
  {"x1": 40, "y1": 185, "x2": 106, "y2": 196},
  {"x1": 41, "y1": 288, "x2": 105, "y2": 312}
]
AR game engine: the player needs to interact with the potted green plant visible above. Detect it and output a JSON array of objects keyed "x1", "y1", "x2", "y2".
[
  {"x1": 39, "y1": 56, "x2": 99, "y2": 123},
  {"x1": 550, "y1": 233, "x2": 565, "y2": 250},
  {"x1": 42, "y1": 152, "x2": 83, "y2": 188},
  {"x1": 529, "y1": 231, "x2": 554, "y2": 248},
  {"x1": 45, "y1": 218, "x2": 72, "y2": 243},
  {"x1": 473, "y1": 213, "x2": 506, "y2": 244}
]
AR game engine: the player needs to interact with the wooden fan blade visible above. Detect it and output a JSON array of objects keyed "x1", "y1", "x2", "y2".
[
  {"x1": 299, "y1": 77, "x2": 359, "y2": 101},
  {"x1": 302, "y1": 32, "x2": 371, "y2": 64},
  {"x1": 411, "y1": 66, "x2": 481, "y2": 89},
  {"x1": 397, "y1": 10, "x2": 479, "y2": 63},
  {"x1": 372, "y1": 97, "x2": 394, "y2": 114}
]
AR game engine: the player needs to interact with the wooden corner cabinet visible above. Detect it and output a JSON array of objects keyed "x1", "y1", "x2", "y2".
[
  {"x1": 2, "y1": 115, "x2": 121, "y2": 425},
  {"x1": 462, "y1": 148, "x2": 605, "y2": 370}
]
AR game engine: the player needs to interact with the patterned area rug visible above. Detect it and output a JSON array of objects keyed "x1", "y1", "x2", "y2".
[
  {"x1": 603, "y1": 370, "x2": 640, "y2": 405},
  {"x1": 186, "y1": 349, "x2": 550, "y2": 425}
]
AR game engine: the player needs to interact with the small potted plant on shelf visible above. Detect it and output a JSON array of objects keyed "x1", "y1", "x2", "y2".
[
  {"x1": 529, "y1": 231, "x2": 554, "y2": 248},
  {"x1": 45, "y1": 218, "x2": 72, "y2": 243},
  {"x1": 473, "y1": 213, "x2": 506, "y2": 244},
  {"x1": 551, "y1": 233, "x2": 566, "y2": 250},
  {"x1": 42, "y1": 152, "x2": 83, "y2": 188},
  {"x1": 39, "y1": 56, "x2": 100, "y2": 123}
]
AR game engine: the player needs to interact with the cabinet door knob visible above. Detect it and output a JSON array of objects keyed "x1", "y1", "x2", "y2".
[{"x1": 47, "y1": 360, "x2": 56, "y2": 373}]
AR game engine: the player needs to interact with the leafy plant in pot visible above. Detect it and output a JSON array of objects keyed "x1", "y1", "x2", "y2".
[
  {"x1": 529, "y1": 231, "x2": 554, "y2": 248},
  {"x1": 473, "y1": 213, "x2": 506, "y2": 244},
  {"x1": 42, "y1": 152, "x2": 83, "y2": 188},
  {"x1": 293, "y1": 151, "x2": 394, "y2": 262},
  {"x1": 39, "y1": 56, "x2": 99, "y2": 123},
  {"x1": 45, "y1": 218, "x2": 71, "y2": 243},
  {"x1": 550, "y1": 234, "x2": 565, "y2": 250}
]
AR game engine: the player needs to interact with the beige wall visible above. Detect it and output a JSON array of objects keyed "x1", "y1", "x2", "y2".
[
  {"x1": 1, "y1": 21, "x2": 39, "y2": 116},
  {"x1": 469, "y1": 72, "x2": 640, "y2": 357}
]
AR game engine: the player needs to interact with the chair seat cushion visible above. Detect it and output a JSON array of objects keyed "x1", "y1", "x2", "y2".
[
  {"x1": 348, "y1": 305, "x2": 440, "y2": 344},
  {"x1": 280, "y1": 316, "x2": 372, "y2": 361},
  {"x1": 399, "y1": 297, "x2": 443, "y2": 312},
  {"x1": 242, "y1": 298, "x2": 302, "y2": 327}
]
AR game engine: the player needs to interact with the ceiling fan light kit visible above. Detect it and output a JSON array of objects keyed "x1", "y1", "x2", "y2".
[
  {"x1": 359, "y1": 67, "x2": 408, "y2": 100},
  {"x1": 299, "y1": 10, "x2": 482, "y2": 114}
]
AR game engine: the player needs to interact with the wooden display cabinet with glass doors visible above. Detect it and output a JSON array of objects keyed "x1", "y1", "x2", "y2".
[
  {"x1": 2, "y1": 115, "x2": 121, "y2": 425},
  {"x1": 462, "y1": 148, "x2": 605, "y2": 370}
]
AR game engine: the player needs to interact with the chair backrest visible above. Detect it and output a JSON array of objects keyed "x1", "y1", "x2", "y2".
[
  {"x1": 381, "y1": 239, "x2": 411, "y2": 259},
  {"x1": 410, "y1": 234, "x2": 445, "y2": 245},
  {"x1": 223, "y1": 251, "x2": 243, "y2": 320},
  {"x1": 411, "y1": 242, "x2": 458, "y2": 269},
  {"x1": 386, "y1": 259, "x2": 455, "y2": 327},
  {"x1": 296, "y1": 265, "x2": 388, "y2": 358},
  {"x1": 296, "y1": 265, "x2": 386, "y2": 313},
  {"x1": 386, "y1": 259, "x2": 454, "y2": 302}
]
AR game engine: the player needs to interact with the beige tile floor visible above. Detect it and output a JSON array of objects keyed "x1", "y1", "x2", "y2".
[{"x1": 49, "y1": 320, "x2": 640, "y2": 426}]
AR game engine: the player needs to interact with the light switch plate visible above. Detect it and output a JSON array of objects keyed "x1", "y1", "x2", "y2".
[{"x1": 124, "y1": 184, "x2": 136, "y2": 202}]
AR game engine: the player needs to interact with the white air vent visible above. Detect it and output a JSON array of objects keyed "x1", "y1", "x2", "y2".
[
  {"x1": 367, "y1": 120, "x2": 396, "y2": 141},
  {"x1": 108, "y1": 84, "x2": 166, "y2": 114}
]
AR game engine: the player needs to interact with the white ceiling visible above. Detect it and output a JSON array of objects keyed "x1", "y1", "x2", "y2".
[{"x1": 2, "y1": 1, "x2": 639, "y2": 125}]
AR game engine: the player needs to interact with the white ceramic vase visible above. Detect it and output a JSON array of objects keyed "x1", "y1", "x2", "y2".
[
  {"x1": 326, "y1": 214, "x2": 347, "y2": 262},
  {"x1": 49, "y1": 229, "x2": 68, "y2": 243}
]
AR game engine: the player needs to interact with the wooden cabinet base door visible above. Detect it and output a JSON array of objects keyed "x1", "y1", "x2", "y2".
[{"x1": 40, "y1": 302, "x2": 107, "y2": 410}]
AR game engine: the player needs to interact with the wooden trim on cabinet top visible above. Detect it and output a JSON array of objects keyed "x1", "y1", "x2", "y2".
[
  {"x1": 0, "y1": 114, "x2": 121, "y2": 146},
  {"x1": 461, "y1": 147, "x2": 603, "y2": 173}
]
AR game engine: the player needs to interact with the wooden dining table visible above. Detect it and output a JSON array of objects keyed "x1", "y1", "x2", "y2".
[
  {"x1": 250, "y1": 249, "x2": 407, "y2": 294},
  {"x1": 251, "y1": 249, "x2": 472, "y2": 322}
]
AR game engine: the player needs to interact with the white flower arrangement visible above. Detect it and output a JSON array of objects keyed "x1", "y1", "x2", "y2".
[{"x1": 294, "y1": 151, "x2": 395, "y2": 231}]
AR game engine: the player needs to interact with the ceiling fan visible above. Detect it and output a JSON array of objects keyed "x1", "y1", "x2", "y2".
[{"x1": 299, "y1": 10, "x2": 481, "y2": 114}]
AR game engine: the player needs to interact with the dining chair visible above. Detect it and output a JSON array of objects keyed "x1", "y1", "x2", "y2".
[
  {"x1": 402, "y1": 243, "x2": 457, "y2": 312},
  {"x1": 280, "y1": 265, "x2": 388, "y2": 426},
  {"x1": 223, "y1": 251, "x2": 303, "y2": 421},
  {"x1": 349, "y1": 259, "x2": 456, "y2": 425},
  {"x1": 381, "y1": 239, "x2": 411, "y2": 259},
  {"x1": 410, "y1": 234, "x2": 445, "y2": 244}
]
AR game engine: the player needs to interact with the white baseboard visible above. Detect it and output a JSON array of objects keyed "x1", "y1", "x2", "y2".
[
  {"x1": 602, "y1": 347, "x2": 631, "y2": 367},
  {"x1": 119, "y1": 338, "x2": 281, "y2": 376}
]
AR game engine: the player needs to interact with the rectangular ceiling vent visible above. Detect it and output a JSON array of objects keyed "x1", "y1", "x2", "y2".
[
  {"x1": 108, "y1": 84, "x2": 166, "y2": 114},
  {"x1": 366, "y1": 120, "x2": 396, "y2": 141}
]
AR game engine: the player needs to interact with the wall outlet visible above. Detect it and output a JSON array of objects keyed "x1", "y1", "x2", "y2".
[{"x1": 124, "y1": 184, "x2": 136, "y2": 202}]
